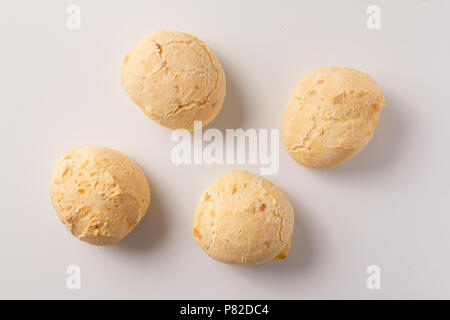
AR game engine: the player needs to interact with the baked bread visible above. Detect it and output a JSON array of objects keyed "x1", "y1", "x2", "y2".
[
  {"x1": 281, "y1": 66, "x2": 386, "y2": 169},
  {"x1": 193, "y1": 170, "x2": 294, "y2": 265},
  {"x1": 50, "y1": 146, "x2": 150, "y2": 245},
  {"x1": 122, "y1": 30, "x2": 226, "y2": 131}
]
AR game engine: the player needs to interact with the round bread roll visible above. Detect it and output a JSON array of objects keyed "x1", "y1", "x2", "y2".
[
  {"x1": 122, "y1": 30, "x2": 226, "y2": 131},
  {"x1": 193, "y1": 170, "x2": 294, "y2": 266},
  {"x1": 50, "y1": 146, "x2": 150, "y2": 245},
  {"x1": 281, "y1": 66, "x2": 386, "y2": 169}
]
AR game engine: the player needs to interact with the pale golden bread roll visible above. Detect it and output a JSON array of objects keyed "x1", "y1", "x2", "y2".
[
  {"x1": 122, "y1": 30, "x2": 226, "y2": 131},
  {"x1": 193, "y1": 170, "x2": 294, "y2": 266},
  {"x1": 50, "y1": 146, "x2": 150, "y2": 245},
  {"x1": 281, "y1": 66, "x2": 386, "y2": 169}
]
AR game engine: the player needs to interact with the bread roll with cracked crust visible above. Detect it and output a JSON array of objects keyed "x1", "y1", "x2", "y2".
[
  {"x1": 50, "y1": 146, "x2": 150, "y2": 245},
  {"x1": 281, "y1": 66, "x2": 386, "y2": 169},
  {"x1": 122, "y1": 30, "x2": 226, "y2": 131},
  {"x1": 193, "y1": 170, "x2": 294, "y2": 266}
]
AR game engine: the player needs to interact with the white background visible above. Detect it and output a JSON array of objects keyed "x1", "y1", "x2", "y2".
[{"x1": 1, "y1": 0, "x2": 449, "y2": 299}]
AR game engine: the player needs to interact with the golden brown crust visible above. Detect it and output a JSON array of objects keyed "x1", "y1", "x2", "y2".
[
  {"x1": 49, "y1": 146, "x2": 150, "y2": 245},
  {"x1": 281, "y1": 66, "x2": 386, "y2": 169},
  {"x1": 193, "y1": 170, "x2": 294, "y2": 266},
  {"x1": 122, "y1": 30, "x2": 226, "y2": 130}
]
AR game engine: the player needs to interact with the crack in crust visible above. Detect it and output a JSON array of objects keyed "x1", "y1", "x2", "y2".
[
  {"x1": 160, "y1": 37, "x2": 221, "y2": 117},
  {"x1": 286, "y1": 88, "x2": 384, "y2": 153}
]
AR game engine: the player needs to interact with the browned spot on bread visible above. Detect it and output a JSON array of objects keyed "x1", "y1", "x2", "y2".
[
  {"x1": 204, "y1": 192, "x2": 211, "y2": 201},
  {"x1": 123, "y1": 54, "x2": 130, "y2": 66},
  {"x1": 193, "y1": 228, "x2": 201, "y2": 239},
  {"x1": 371, "y1": 103, "x2": 380, "y2": 111},
  {"x1": 276, "y1": 252, "x2": 287, "y2": 260},
  {"x1": 232, "y1": 185, "x2": 237, "y2": 194},
  {"x1": 334, "y1": 92, "x2": 347, "y2": 104},
  {"x1": 155, "y1": 42, "x2": 162, "y2": 54},
  {"x1": 260, "y1": 203, "x2": 266, "y2": 211}
]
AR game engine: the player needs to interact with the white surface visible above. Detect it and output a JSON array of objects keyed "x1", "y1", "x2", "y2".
[{"x1": 1, "y1": 0, "x2": 449, "y2": 299}]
